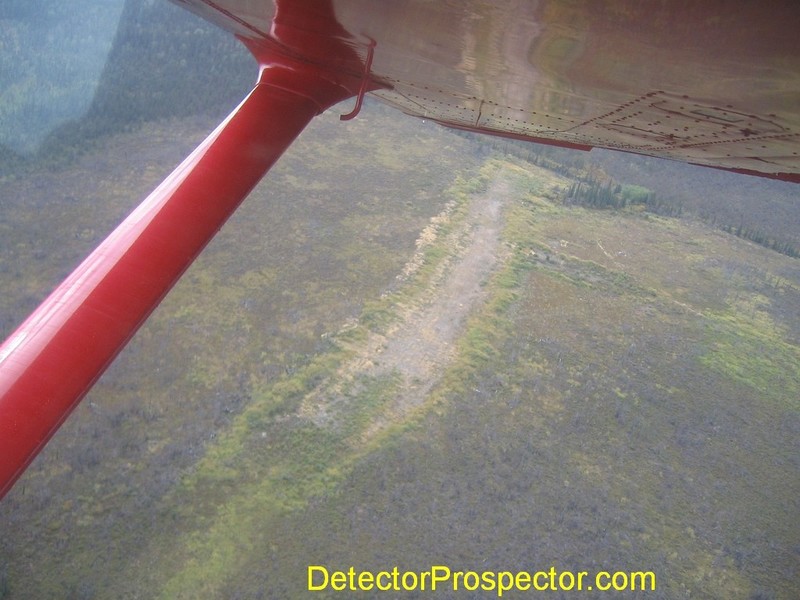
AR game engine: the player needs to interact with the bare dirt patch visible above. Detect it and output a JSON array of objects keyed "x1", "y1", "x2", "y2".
[{"x1": 303, "y1": 175, "x2": 512, "y2": 428}]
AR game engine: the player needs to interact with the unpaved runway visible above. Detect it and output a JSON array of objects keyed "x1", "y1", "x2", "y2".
[
  {"x1": 368, "y1": 178, "x2": 509, "y2": 411},
  {"x1": 301, "y1": 173, "x2": 512, "y2": 430}
]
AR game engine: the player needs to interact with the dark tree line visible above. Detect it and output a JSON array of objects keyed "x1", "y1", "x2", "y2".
[
  {"x1": 720, "y1": 223, "x2": 800, "y2": 258},
  {"x1": 450, "y1": 129, "x2": 799, "y2": 259}
]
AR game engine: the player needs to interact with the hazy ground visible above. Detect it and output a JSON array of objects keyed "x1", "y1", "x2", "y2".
[{"x1": 1, "y1": 103, "x2": 798, "y2": 599}]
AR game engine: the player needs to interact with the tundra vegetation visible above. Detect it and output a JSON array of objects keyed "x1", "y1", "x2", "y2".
[
  {"x1": 0, "y1": 2, "x2": 798, "y2": 599},
  {"x1": 1, "y1": 104, "x2": 797, "y2": 599}
]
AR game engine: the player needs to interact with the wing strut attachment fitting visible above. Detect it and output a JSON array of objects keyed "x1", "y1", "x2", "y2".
[{"x1": 340, "y1": 39, "x2": 376, "y2": 121}]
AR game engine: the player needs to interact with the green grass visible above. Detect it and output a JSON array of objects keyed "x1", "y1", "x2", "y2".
[
  {"x1": 3, "y1": 114, "x2": 798, "y2": 600},
  {"x1": 193, "y1": 158, "x2": 797, "y2": 600},
  {"x1": 701, "y1": 296, "x2": 800, "y2": 409},
  {"x1": 212, "y1": 158, "x2": 799, "y2": 600}
]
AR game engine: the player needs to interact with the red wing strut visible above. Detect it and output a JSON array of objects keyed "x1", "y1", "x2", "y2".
[{"x1": 0, "y1": 0, "x2": 370, "y2": 499}]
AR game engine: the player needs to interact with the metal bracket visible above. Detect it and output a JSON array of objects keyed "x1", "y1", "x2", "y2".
[{"x1": 340, "y1": 39, "x2": 376, "y2": 121}]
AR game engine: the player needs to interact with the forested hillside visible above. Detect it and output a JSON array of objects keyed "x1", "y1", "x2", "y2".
[
  {"x1": 0, "y1": 0, "x2": 252, "y2": 175},
  {"x1": 1, "y1": 2, "x2": 798, "y2": 599}
]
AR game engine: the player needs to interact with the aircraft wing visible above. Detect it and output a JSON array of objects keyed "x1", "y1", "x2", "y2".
[
  {"x1": 1, "y1": 0, "x2": 798, "y2": 499},
  {"x1": 174, "y1": 0, "x2": 800, "y2": 182}
]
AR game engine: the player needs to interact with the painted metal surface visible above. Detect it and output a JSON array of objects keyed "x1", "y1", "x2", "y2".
[
  {"x1": 0, "y1": 1, "x2": 361, "y2": 498},
  {"x1": 176, "y1": 0, "x2": 800, "y2": 182}
]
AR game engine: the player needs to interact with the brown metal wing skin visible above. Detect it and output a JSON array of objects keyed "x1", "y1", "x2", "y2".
[{"x1": 174, "y1": 0, "x2": 800, "y2": 182}]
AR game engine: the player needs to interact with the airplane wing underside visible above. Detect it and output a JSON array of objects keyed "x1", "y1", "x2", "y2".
[{"x1": 173, "y1": 0, "x2": 800, "y2": 182}]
